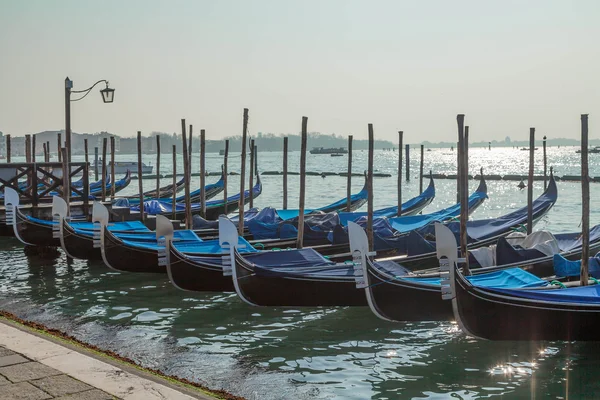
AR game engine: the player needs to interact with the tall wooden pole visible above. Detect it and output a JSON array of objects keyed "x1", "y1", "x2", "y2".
[
  {"x1": 419, "y1": 144, "x2": 424, "y2": 193},
  {"x1": 61, "y1": 148, "x2": 70, "y2": 214},
  {"x1": 155, "y1": 135, "x2": 161, "y2": 198},
  {"x1": 65, "y1": 77, "x2": 72, "y2": 162},
  {"x1": 543, "y1": 135, "x2": 548, "y2": 190},
  {"x1": 172, "y1": 144, "x2": 177, "y2": 220},
  {"x1": 462, "y1": 125, "x2": 470, "y2": 274},
  {"x1": 25, "y1": 135, "x2": 31, "y2": 163},
  {"x1": 110, "y1": 136, "x2": 116, "y2": 200},
  {"x1": 456, "y1": 140, "x2": 461, "y2": 203},
  {"x1": 527, "y1": 128, "x2": 535, "y2": 235},
  {"x1": 283, "y1": 137, "x2": 288, "y2": 210},
  {"x1": 94, "y1": 147, "x2": 99, "y2": 181},
  {"x1": 297, "y1": 117, "x2": 308, "y2": 249},
  {"x1": 367, "y1": 124, "x2": 375, "y2": 251},
  {"x1": 188, "y1": 128, "x2": 193, "y2": 171},
  {"x1": 200, "y1": 129, "x2": 206, "y2": 218},
  {"x1": 181, "y1": 121, "x2": 191, "y2": 228},
  {"x1": 398, "y1": 131, "x2": 403, "y2": 215},
  {"x1": 223, "y1": 140, "x2": 229, "y2": 214},
  {"x1": 31, "y1": 135, "x2": 36, "y2": 163},
  {"x1": 346, "y1": 135, "x2": 353, "y2": 211},
  {"x1": 457, "y1": 114, "x2": 470, "y2": 275},
  {"x1": 5, "y1": 135, "x2": 10, "y2": 163},
  {"x1": 43, "y1": 143, "x2": 48, "y2": 163},
  {"x1": 101, "y1": 138, "x2": 107, "y2": 202},
  {"x1": 249, "y1": 138, "x2": 255, "y2": 209},
  {"x1": 84, "y1": 139, "x2": 89, "y2": 167},
  {"x1": 581, "y1": 115, "x2": 590, "y2": 286},
  {"x1": 405, "y1": 144, "x2": 410, "y2": 181},
  {"x1": 137, "y1": 132, "x2": 144, "y2": 222},
  {"x1": 57, "y1": 133, "x2": 62, "y2": 162},
  {"x1": 46, "y1": 141, "x2": 50, "y2": 162},
  {"x1": 238, "y1": 108, "x2": 249, "y2": 235}
]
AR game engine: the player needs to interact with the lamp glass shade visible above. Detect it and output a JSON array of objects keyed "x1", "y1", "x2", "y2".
[{"x1": 100, "y1": 87, "x2": 115, "y2": 103}]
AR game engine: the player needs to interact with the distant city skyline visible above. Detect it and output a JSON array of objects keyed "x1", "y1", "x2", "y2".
[{"x1": 1, "y1": 1, "x2": 599, "y2": 144}]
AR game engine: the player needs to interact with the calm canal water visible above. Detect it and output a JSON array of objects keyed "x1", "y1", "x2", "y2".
[{"x1": 1, "y1": 146, "x2": 600, "y2": 399}]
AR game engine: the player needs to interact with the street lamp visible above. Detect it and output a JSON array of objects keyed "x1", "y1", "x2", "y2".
[{"x1": 65, "y1": 77, "x2": 115, "y2": 161}]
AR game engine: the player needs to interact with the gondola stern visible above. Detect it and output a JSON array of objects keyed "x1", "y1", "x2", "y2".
[
  {"x1": 348, "y1": 222, "x2": 393, "y2": 322},
  {"x1": 435, "y1": 222, "x2": 483, "y2": 339}
]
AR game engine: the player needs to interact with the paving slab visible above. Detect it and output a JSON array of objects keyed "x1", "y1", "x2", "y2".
[
  {"x1": 54, "y1": 388, "x2": 115, "y2": 400},
  {"x1": 0, "y1": 374, "x2": 10, "y2": 385},
  {"x1": 0, "y1": 381, "x2": 53, "y2": 399},
  {"x1": 0, "y1": 361, "x2": 62, "y2": 383},
  {"x1": 0, "y1": 320, "x2": 214, "y2": 399},
  {"x1": 0, "y1": 353, "x2": 29, "y2": 367},
  {"x1": 30, "y1": 374, "x2": 94, "y2": 397},
  {"x1": 0, "y1": 345, "x2": 16, "y2": 356}
]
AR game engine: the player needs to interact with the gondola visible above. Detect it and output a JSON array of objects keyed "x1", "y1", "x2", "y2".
[
  {"x1": 245, "y1": 175, "x2": 435, "y2": 241},
  {"x1": 349, "y1": 222, "x2": 600, "y2": 322},
  {"x1": 124, "y1": 176, "x2": 186, "y2": 203},
  {"x1": 122, "y1": 172, "x2": 225, "y2": 205},
  {"x1": 439, "y1": 222, "x2": 600, "y2": 341},
  {"x1": 219, "y1": 217, "x2": 366, "y2": 306},
  {"x1": 369, "y1": 174, "x2": 557, "y2": 270},
  {"x1": 88, "y1": 171, "x2": 132, "y2": 198},
  {"x1": 93, "y1": 202, "x2": 233, "y2": 273},
  {"x1": 162, "y1": 179, "x2": 485, "y2": 293},
  {"x1": 131, "y1": 173, "x2": 261, "y2": 220}
]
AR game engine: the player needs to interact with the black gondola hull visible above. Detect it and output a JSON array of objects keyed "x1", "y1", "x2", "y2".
[
  {"x1": 233, "y1": 250, "x2": 366, "y2": 306},
  {"x1": 167, "y1": 244, "x2": 234, "y2": 292},
  {"x1": 101, "y1": 227, "x2": 165, "y2": 273}
]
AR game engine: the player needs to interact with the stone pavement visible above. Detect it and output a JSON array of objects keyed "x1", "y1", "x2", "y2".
[
  {"x1": 0, "y1": 320, "x2": 216, "y2": 400},
  {"x1": 0, "y1": 345, "x2": 115, "y2": 399}
]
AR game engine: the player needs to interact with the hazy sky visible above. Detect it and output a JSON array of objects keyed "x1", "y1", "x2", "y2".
[{"x1": 1, "y1": 0, "x2": 598, "y2": 143}]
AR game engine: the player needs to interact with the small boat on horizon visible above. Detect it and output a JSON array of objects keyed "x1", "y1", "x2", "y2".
[
  {"x1": 94, "y1": 159, "x2": 153, "y2": 174},
  {"x1": 310, "y1": 147, "x2": 348, "y2": 155},
  {"x1": 576, "y1": 146, "x2": 600, "y2": 154}
]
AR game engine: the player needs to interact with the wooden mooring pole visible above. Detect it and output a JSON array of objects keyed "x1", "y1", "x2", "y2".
[
  {"x1": 61, "y1": 148, "x2": 70, "y2": 214},
  {"x1": 543, "y1": 135, "x2": 548, "y2": 191},
  {"x1": 581, "y1": 114, "x2": 590, "y2": 286},
  {"x1": 94, "y1": 147, "x2": 99, "y2": 181},
  {"x1": 57, "y1": 133, "x2": 62, "y2": 163},
  {"x1": 5, "y1": 135, "x2": 10, "y2": 163},
  {"x1": 398, "y1": 131, "x2": 403, "y2": 215},
  {"x1": 172, "y1": 144, "x2": 177, "y2": 220},
  {"x1": 419, "y1": 144, "x2": 424, "y2": 194},
  {"x1": 110, "y1": 136, "x2": 116, "y2": 200},
  {"x1": 181, "y1": 121, "x2": 191, "y2": 228},
  {"x1": 223, "y1": 140, "x2": 229, "y2": 214},
  {"x1": 84, "y1": 139, "x2": 89, "y2": 167},
  {"x1": 137, "y1": 132, "x2": 144, "y2": 222},
  {"x1": 283, "y1": 137, "x2": 288, "y2": 210},
  {"x1": 101, "y1": 138, "x2": 107, "y2": 202},
  {"x1": 31, "y1": 135, "x2": 36, "y2": 163},
  {"x1": 155, "y1": 135, "x2": 161, "y2": 198},
  {"x1": 457, "y1": 114, "x2": 470, "y2": 275},
  {"x1": 405, "y1": 144, "x2": 410, "y2": 181},
  {"x1": 297, "y1": 117, "x2": 308, "y2": 249},
  {"x1": 238, "y1": 109, "x2": 248, "y2": 235},
  {"x1": 346, "y1": 135, "x2": 353, "y2": 211},
  {"x1": 43, "y1": 143, "x2": 48, "y2": 163},
  {"x1": 527, "y1": 128, "x2": 535, "y2": 235},
  {"x1": 367, "y1": 124, "x2": 374, "y2": 251},
  {"x1": 25, "y1": 135, "x2": 31, "y2": 163},
  {"x1": 249, "y1": 138, "x2": 255, "y2": 209},
  {"x1": 200, "y1": 129, "x2": 206, "y2": 218}
]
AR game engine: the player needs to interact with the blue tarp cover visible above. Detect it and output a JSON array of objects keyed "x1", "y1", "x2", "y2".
[
  {"x1": 403, "y1": 268, "x2": 547, "y2": 288},
  {"x1": 553, "y1": 253, "x2": 600, "y2": 278},
  {"x1": 487, "y1": 283, "x2": 600, "y2": 304}
]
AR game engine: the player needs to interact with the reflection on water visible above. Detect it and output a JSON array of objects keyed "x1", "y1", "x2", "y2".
[{"x1": 1, "y1": 147, "x2": 600, "y2": 398}]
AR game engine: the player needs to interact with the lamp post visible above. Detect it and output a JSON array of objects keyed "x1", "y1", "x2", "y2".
[{"x1": 65, "y1": 77, "x2": 115, "y2": 162}]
